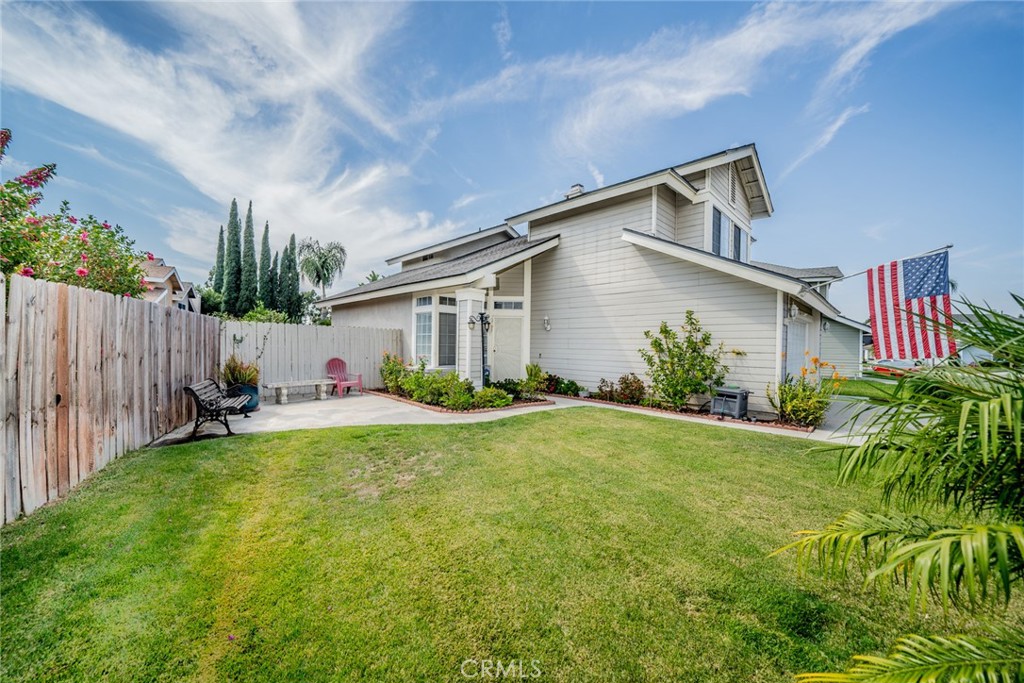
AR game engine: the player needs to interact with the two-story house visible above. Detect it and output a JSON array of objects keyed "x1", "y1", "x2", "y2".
[{"x1": 319, "y1": 145, "x2": 865, "y2": 416}]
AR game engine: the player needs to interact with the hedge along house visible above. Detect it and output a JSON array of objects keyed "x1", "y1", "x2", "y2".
[{"x1": 319, "y1": 145, "x2": 866, "y2": 416}]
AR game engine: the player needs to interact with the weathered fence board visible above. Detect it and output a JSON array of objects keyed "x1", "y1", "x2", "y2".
[
  {"x1": 219, "y1": 320, "x2": 402, "y2": 399},
  {"x1": 2, "y1": 275, "x2": 221, "y2": 523}
]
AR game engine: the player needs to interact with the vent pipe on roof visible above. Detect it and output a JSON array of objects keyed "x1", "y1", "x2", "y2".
[{"x1": 564, "y1": 183, "x2": 584, "y2": 199}]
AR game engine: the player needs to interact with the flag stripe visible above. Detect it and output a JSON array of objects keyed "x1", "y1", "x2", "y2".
[
  {"x1": 877, "y1": 266, "x2": 893, "y2": 359},
  {"x1": 930, "y1": 296, "x2": 943, "y2": 356},
  {"x1": 918, "y1": 297, "x2": 933, "y2": 359},
  {"x1": 890, "y1": 261, "x2": 907, "y2": 358},
  {"x1": 943, "y1": 295, "x2": 957, "y2": 355},
  {"x1": 904, "y1": 298, "x2": 919, "y2": 359},
  {"x1": 867, "y1": 267, "x2": 882, "y2": 359}
]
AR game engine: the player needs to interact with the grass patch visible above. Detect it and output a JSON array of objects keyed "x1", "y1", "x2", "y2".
[
  {"x1": 836, "y1": 378, "x2": 896, "y2": 400},
  {"x1": 0, "y1": 408, "x2": 999, "y2": 681}
]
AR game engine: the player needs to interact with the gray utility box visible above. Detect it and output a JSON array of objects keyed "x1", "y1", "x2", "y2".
[{"x1": 711, "y1": 387, "x2": 749, "y2": 419}]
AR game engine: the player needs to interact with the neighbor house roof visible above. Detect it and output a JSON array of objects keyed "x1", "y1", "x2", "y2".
[
  {"x1": 752, "y1": 261, "x2": 843, "y2": 282},
  {"x1": 621, "y1": 229, "x2": 839, "y2": 317},
  {"x1": 139, "y1": 262, "x2": 177, "y2": 283},
  {"x1": 320, "y1": 236, "x2": 559, "y2": 307},
  {"x1": 385, "y1": 224, "x2": 520, "y2": 265},
  {"x1": 506, "y1": 143, "x2": 772, "y2": 226}
]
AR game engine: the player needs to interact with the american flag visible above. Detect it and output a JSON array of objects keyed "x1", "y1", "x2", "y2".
[{"x1": 867, "y1": 251, "x2": 956, "y2": 360}]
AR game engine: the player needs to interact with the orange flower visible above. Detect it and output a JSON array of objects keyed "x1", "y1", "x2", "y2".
[
  {"x1": 811, "y1": 356, "x2": 820, "y2": 365},
  {"x1": 833, "y1": 382, "x2": 840, "y2": 390},
  {"x1": 800, "y1": 367, "x2": 808, "y2": 377},
  {"x1": 832, "y1": 371, "x2": 840, "y2": 379}
]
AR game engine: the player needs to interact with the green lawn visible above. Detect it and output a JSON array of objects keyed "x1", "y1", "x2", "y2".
[
  {"x1": 0, "y1": 408, "x2": 980, "y2": 681},
  {"x1": 836, "y1": 377, "x2": 896, "y2": 400}
]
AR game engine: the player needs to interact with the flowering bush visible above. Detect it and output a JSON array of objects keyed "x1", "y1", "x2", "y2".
[
  {"x1": 380, "y1": 351, "x2": 408, "y2": 393},
  {"x1": 766, "y1": 357, "x2": 845, "y2": 427},
  {"x1": 0, "y1": 129, "x2": 146, "y2": 297},
  {"x1": 639, "y1": 312, "x2": 729, "y2": 410}
]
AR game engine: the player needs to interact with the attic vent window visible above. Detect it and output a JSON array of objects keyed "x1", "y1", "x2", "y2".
[
  {"x1": 729, "y1": 165, "x2": 737, "y2": 205},
  {"x1": 421, "y1": 254, "x2": 434, "y2": 262},
  {"x1": 564, "y1": 183, "x2": 584, "y2": 199}
]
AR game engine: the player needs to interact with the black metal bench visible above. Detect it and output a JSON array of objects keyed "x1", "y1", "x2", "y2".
[{"x1": 183, "y1": 378, "x2": 251, "y2": 439}]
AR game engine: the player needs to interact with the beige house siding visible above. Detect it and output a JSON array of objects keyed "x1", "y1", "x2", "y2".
[
  {"x1": 654, "y1": 186, "x2": 675, "y2": 241},
  {"x1": 399, "y1": 232, "x2": 511, "y2": 271},
  {"x1": 708, "y1": 163, "x2": 752, "y2": 227},
  {"x1": 331, "y1": 294, "x2": 412, "y2": 359},
  {"x1": 495, "y1": 263, "x2": 525, "y2": 296},
  {"x1": 527, "y1": 195, "x2": 780, "y2": 414},
  {"x1": 674, "y1": 194, "x2": 704, "y2": 248},
  {"x1": 821, "y1": 321, "x2": 863, "y2": 379}
]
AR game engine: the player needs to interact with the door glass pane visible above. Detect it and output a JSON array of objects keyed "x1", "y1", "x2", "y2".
[{"x1": 438, "y1": 312, "x2": 457, "y2": 366}]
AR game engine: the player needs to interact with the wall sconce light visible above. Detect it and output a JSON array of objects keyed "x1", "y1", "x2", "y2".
[
  {"x1": 543, "y1": 316, "x2": 551, "y2": 331},
  {"x1": 821, "y1": 320, "x2": 831, "y2": 333},
  {"x1": 789, "y1": 303, "x2": 800, "y2": 318}
]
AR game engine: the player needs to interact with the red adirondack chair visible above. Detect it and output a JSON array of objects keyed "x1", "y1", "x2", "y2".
[{"x1": 327, "y1": 357, "x2": 363, "y2": 396}]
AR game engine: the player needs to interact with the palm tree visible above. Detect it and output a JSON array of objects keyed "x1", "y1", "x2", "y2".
[
  {"x1": 777, "y1": 295, "x2": 1024, "y2": 681},
  {"x1": 297, "y1": 238, "x2": 347, "y2": 299},
  {"x1": 365, "y1": 270, "x2": 384, "y2": 283}
]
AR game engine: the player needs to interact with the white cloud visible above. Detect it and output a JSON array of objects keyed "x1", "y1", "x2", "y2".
[
  {"x1": 587, "y1": 162, "x2": 605, "y2": 189},
  {"x1": 419, "y1": 2, "x2": 949, "y2": 158},
  {"x1": 450, "y1": 193, "x2": 485, "y2": 211},
  {"x1": 0, "y1": 2, "x2": 463, "y2": 295},
  {"x1": 780, "y1": 103, "x2": 870, "y2": 180},
  {"x1": 493, "y1": 4, "x2": 513, "y2": 61}
]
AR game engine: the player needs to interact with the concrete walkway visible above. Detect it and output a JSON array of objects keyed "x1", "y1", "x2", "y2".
[{"x1": 153, "y1": 392, "x2": 871, "y2": 447}]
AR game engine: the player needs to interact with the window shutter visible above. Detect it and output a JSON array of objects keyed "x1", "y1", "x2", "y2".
[{"x1": 729, "y1": 165, "x2": 737, "y2": 205}]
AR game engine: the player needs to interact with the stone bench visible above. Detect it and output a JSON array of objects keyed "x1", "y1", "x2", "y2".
[{"x1": 263, "y1": 379, "x2": 337, "y2": 405}]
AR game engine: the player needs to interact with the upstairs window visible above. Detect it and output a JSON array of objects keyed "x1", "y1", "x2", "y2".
[
  {"x1": 732, "y1": 225, "x2": 742, "y2": 261},
  {"x1": 712, "y1": 208, "x2": 723, "y2": 255},
  {"x1": 415, "y1": 296, "x2": 432, "y2": 307}
]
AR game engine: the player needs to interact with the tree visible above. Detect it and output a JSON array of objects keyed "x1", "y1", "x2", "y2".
[
  {"x1": 258, "y1": 221, "x2": 272, "y2": 306},
  {"x1": 777, "y1": 297, "x2": 1024, "y2": 681},
  {"x1": 297, "y1": 237, "x2": 347, "y2": 299},
  {"x1": 0, "y1": 129, "x2": 146, "y2": 297},
  {"x1": 212, "y1": 225, "x2": 225, "y2": 293},
  {"x1": 221, "y1": 198, "x2": 242, "y2": 316},
  {"x1": 638, "y1": 312, "x2": 728, "y2": 410},
  {"x1": 238, "y1": 201, "x2": 258, "y2": 315},
  {"x1": 365, "y1": 270, "x2": 384, "y2": 283},
  {"x1": 279, "y1": 235, "x2": 302, "y2": 322},
  {"x1": 266, "y1": 251, "x2": 279, "y2": 311}
]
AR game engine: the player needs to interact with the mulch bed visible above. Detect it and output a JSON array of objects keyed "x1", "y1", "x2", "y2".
[
  {"x1": 364, "y1": 389, "x2": 554, "y2": 414},
  {"x1": 545, "y1": 393, "x2": 816, "y2": 433}
]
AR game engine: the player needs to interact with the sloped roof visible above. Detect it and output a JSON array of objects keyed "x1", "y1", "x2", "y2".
[
  {"x1": 139, "y1": 262, "x2": 176, "y2": 281},
  {"x1": 323, "y1": 236, "x2": 556, "y2": 304},
  {"x1": 385, "y1": 224, "x2": 519, "y2": 265},
  {"x1": 752, "y1": 261, "x2": 843, "y2": 281}
]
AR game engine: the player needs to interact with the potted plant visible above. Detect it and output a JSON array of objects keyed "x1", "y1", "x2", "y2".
[{"x1": 221, "y1": 353, "x2": 260, "y2": 412}]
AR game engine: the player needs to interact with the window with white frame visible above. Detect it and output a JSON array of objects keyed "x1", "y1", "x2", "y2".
[
  {"x1": 438, "y1": 312, "x2": 457, "y2": 366},
  {"x1": 493, "y1": 301, "x2": 523, "y2": 310},
  {"x1": 732, "y1": 224, "x2": 742, "y2": 261},
  {"x1": 415, "y1": 312, "x2": 432, "y2": 361},
  {"x1": 413, "y1": 293, "x2": 457, "y2": 366},
  {"x1": 712, "y1": 208, "x2": 724, "y2": 255}
]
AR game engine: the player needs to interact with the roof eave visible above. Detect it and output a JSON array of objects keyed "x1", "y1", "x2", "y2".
[{"x1": 384, "y1": 224, "x2": 519, "y2": 265}]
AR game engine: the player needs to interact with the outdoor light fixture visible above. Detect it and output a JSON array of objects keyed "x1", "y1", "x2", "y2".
[
  {"x1": 789, "y1": 303, "x2": 800, "y2": 318},
  {"x1": 468, "y1": 311, "x2": 492, "y2": 383},
  {"x1": 543, "y1": 316, "x2": 551, "y2": 331},
  {"x1": 821, "y1": 320, "x2": 831, "y2": 332}
]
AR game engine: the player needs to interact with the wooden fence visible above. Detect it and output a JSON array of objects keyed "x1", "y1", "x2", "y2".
[
  {"x1": 219, "y1": 320, "x2": 402, "y2": 399},
  {"x1": 1, "y1": 273, "x2": 220, "y2": 523}
]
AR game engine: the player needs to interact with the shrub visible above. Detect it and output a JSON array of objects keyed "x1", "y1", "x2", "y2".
[
  {"x1": 241, "y1": 303, "x2": 289, "y2": 323},
  {"x1": 398, "y1": 362, "x2": 475, "y2": 410},
  {"x1": 489, "y1": 378, "x2": 523, "y2": 400},
  {"x1": 221, "y1": 353, "x2": 259, "y2": 387},
  {"x1": 554, "y1": 378, "x2": 584, "y2": 397},
  {"x1": 438, "y1": 373, "x2": 475, "y2": 411},
  {"x1": 596, "y1": 378, "x2": 617, "y2": 401},
  {"x1": 639, "y1": 312, "x2": 729, "y2": 410},
  {"x1": 380, "y1": 351, "x2": 408, "y2": 394},
  {"x1": 471, "y1": 386, "x2": 513, "y2": 409},
  {"x1": 544, "y1": 373, "x2": 563, "y2": 394},
  {"x1": 766, "y1": 359, "x2": 843, "y2": 427},
  {"x1": 0, "y1": 130, "x2": 147, "y2": 298},
  {"x1": 521, "y1": 363, "x2": 547, "y2": 400},
  {"x1": 615, "y1": 373, "x2": 646, "y2": 405}
]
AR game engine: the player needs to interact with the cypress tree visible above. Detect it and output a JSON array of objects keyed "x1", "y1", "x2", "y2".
[
  {"x1": 212, "y1": 225, "x2": 225, "y2": 292},
  {"x1": 238, "y1": 201, "x2": 258, "y2": 315},
  {"x1": 280, "y1": 234, "x2": 302, "y2": 322},
  {"x1": 258, "y1": 221, "x2": 272, "y2": 306},
  {"x1": 221, "y1": 199, "x2": 242, "y2": 316},
  {"x1": 266, "y1": 251, "x2": 279, "y2": 311}
]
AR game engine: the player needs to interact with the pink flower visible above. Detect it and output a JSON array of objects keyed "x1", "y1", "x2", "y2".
[
  {"x1": 69, "y1": 216, "x2": 78, "y2": 225},
  {"x1": 15, "y1": 164, "x2": 55, "y2": 189},
  {"x1": 123, "y1": 292, "x2": 132, "y2": 297},
  {"x1": 79, "y1": 231, "x2": 89, "y2": 243},
  {"x1": 75, "y1": 267, "x2": 89, "y2": 277},
  {"x1": 139, "y1": 277, "x2": 147, "y2": 286},
  {"x1": 48, "y1": 260, "x2": 60, "y2": 267},
  {"x1": 19, "y1": 266, "x2": 34, "y2": 277},
  {"x1": 81, "y1": 253, "x2": 88, "y2": 262},
  {"x1": 228, "y1": 634, "x2": 236, "y2": 642},
  {"x1": 25, "y1": 216, "x2": 41, "y2": 226},
  {"x1": 146, "y1": 252, "x2": 155, "y2": 261},
  {"x1": 102, "y1": 221, "x2": 111, "y2": 229}
]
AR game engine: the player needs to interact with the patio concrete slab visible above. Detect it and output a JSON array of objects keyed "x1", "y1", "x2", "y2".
[{"x1": 151, "y1": 391, "x2": 869, "y2": 447}]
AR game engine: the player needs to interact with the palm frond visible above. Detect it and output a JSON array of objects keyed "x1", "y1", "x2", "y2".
[{"x1": 796, "y1": 627, "x2": 1024, "y2": 682}]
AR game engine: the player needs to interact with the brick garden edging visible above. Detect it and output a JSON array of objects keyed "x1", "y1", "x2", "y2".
[
  {"x1": 543, "y1": 394, "x2": 816, "y2": 433},
  {"x1": 364, "y1": 389, "x2": 555, "y2": 414}
]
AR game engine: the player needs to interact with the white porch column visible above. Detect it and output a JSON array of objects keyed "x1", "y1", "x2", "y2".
[{"x1": 456, "y1": 288, "x2": 486, "y2": 388}]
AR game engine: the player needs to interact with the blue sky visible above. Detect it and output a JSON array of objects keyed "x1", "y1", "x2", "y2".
[{"x1": 2, "y1": 1, "x2": 1021, "y2": 319}]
